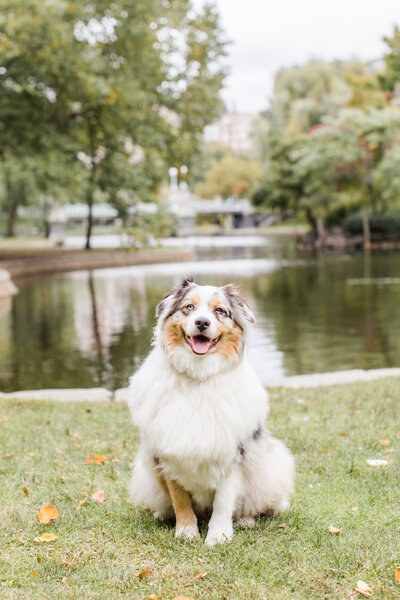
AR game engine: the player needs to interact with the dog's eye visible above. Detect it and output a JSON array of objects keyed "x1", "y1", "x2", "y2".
[
  {"x1": 215, "y1": 307, "x2": 225, "y2": 315},
  {"x1": 185, "y1": 303, "x2": 195, "y2": 311}
]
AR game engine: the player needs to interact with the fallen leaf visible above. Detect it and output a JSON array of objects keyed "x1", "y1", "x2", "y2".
[
  {"x1": 38, "y1": 505, "x2": 59, "y2": 524},
  {"x1": 354, "y1": 580, "x2": 372, "y2": 597},
  {"x1": 30, "y1": 570, "x2": 38, "y2": 578},
  {"x1": 395, "y1": 567, "x2": 400, "y2": 583},
  {"x1": 195, "y1": 571, "x2": 208, "y2": 579},
  {"x1": 91, "y1": 489, "x2": 106, "y2": 503},
  {"x1": 137, "y1": 568, "x2": 150, "y2": 579},
  {"x1": 85, "y1": 455, "x2": 108, "y2": 464},
  {"x1": 147, "y1": 595, "x2": 160, "y2": 600},
  {"x1": 60, "y1": 559, "x2": 75, "y2": 568},
  {"x1": 339, "y1": 432, "x2": 349, "y2": 437},
  {"x1": 172, "y1": 597, "x2": 195, "y2": 600},
  {"x1": 34, "y1": 533, "x2": 58, "y2": 543},
  {"x1": 61, "y1": 475, "x2": 69, "y2": 482},
  {"x1": 62, "y1": 577, "x2": 67, "y2": 584},
  {"x1": 55, "y1": 447, "x2": 63, "y2": 455},
  {"x1": 76, "y1": 497, "x2": 88, "y2": 512},
  {"x1": 366, "y1": 459, "x2": 388, "y2": 467},
  {"x1": 22, "y1": 486, "x2": 29, "y2": 496},
  {"x1": 379, "y1": 438, "x2": 390, "y2": 446},
  {"x1": 328, "y1": 525, "x2": 342, "y2": 535},
  {"x1": 278, "y1": 523, "x2": 288, "y2": 532},
  {"x1": 384, "y1": 448, "x2": 393, "y2": 454},
  {"x1": 2, "y1": 453, "x2": 14, "y2": 459},
  {"x1": 72, "y1": 432, "x2": 80, "y2": 440},
  {"x1": 352, "y1": 506, "x2": 359, "y2": 512},
  {"x1": 26, "y1": 452, "x2": 35, "y2": 457}
]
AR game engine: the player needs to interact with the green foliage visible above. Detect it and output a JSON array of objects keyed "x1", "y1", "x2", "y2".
[
  {"x1": 0, "y1": 0, "x2": 226, "y2": 243},
  {"x1": 194, "y1": 153, "x2": 263, "y2": 199},
  {"x1": 252, "y1": 41, "x2": 400, "y2": 235},
  {"x1": 344, "y1": 212, "x2": 400, "y2": 241},
  {"x1": 126, "y1": 205, "x2": 178, "y2": 247}
]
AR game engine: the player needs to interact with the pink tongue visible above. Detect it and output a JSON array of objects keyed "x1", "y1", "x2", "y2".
[{"x1": 191, "y1": 336, "x2": 212, "y2": 354}]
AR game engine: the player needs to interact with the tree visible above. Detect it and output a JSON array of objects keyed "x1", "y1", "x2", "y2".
[
  {"x1": 194, "y1": 153, "x2": 263, "y2": 199},
  {"x1": 252, "y1": 105, "x2": 400, "y2": 232},
  {"x1": 0, "y1": 0, "x2": 226, "y2": 245}
]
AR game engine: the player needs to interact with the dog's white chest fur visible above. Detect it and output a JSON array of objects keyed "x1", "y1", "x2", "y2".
[{"x1": 129, "y1": 347, "x2": 267, "y2": 472}]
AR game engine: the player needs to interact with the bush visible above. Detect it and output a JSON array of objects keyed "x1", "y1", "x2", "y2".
[{"x1": 343, "y1": 213, "x2": 400, "y2": 240}]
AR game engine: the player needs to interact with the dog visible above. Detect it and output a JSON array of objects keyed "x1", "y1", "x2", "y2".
[{"x1": 128, "y1": 277, "x2": 294, "y2": 546}]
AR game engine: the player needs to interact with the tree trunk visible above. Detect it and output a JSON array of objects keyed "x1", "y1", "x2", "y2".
[
  {"x1": 6, "y1": 197, "x2": 18, "y2": 237},
  {"x1": 362, "y1": 212, "x2": 371, "y2": 251},
  {"x1": 305, "y1": 207, "x2": 317, "y2": 232},
  {"x1": 85, "y1": 187, "x2": 94, "y2": 250},
  {"x1": 5, "y1": 171, "x2": 19, "y2": 238}
]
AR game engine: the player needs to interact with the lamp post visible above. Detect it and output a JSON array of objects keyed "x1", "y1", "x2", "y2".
[{"x1": 168, "y1": 167, "x2": 178, "y2": 191}]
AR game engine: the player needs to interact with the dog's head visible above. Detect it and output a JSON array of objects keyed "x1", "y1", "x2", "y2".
[{"x1": 154, "y1": 277, "x2": 255, "y2": 378}]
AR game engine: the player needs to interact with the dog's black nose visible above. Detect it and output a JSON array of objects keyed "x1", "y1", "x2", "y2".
[{"x1": 195, "y1": 317, "x2": 210, "y2": 332}]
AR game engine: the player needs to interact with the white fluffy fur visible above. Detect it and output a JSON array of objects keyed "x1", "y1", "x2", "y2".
[{"x1": 128, "y1": 281, "x2": 294, "y2": 545}]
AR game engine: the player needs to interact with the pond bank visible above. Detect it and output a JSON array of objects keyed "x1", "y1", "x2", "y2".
[
  {"x1": 0, "y1": 247, "x2": 193, "y2": 278},
  {"x1": 1, "y1": 367, "x2": 399, "y2": 402}
]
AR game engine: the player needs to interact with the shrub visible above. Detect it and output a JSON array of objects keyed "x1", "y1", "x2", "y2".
[{"x1": 343, "y1": 213, "x2": 400, "y2": 240}]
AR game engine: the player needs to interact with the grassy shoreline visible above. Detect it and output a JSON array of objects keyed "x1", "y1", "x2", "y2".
[{"x1": 1, "y1": 378, "x2": 399, "y2": 599}]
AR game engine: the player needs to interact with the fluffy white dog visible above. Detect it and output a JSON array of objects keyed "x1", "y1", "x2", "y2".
[{"x1": 128, "y1": 277, "x2": 294, "y2": 546}]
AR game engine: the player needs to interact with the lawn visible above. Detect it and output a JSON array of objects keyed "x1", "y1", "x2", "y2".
[{"x1": 0, "y1": 378, "x2": 399, "y2": 600}]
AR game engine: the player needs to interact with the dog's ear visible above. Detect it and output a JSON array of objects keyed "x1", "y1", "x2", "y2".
[
  {"x1": 156, "y1": 276, "x2": 194, "y2": 318},
  {"x1": 222, "y1": 284, "x2": 255, "y2": 327}
]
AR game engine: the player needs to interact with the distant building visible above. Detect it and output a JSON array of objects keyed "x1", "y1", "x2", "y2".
[{"x1": 203, "y1": 111, "x2": 257, "y2": 155}]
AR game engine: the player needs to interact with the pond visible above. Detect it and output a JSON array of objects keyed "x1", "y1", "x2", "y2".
[{"x1": 1, "y1": 235, "x2": 400, "y2": 392}]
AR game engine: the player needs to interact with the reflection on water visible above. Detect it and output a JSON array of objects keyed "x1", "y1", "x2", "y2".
[{"x1": 1, "y1": 237, "x2": 400, "y2": 391}]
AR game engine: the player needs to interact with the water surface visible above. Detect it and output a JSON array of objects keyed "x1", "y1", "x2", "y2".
[{"x1": 1, "y1": 236, "x2": 400, "y2": 391}]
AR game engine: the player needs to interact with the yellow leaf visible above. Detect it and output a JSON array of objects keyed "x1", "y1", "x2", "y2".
[
  {"x1": 30, "y1": 570, "x2": 38, "y2": 578},
  {"x1": 76, "y1": 497, "x2": 88, "y2": 511},
  {"x1": 195, "y1": 571, "x2": 208, "y2": 579},
  {"x1": 354, "y1": 580, "x2": 372, "y2": 597},
  {"x1": 137, "y1": 568, "x2": 150, "y2": 578},
  {"x1": 34, "y1": 533, "x2": 58, "y2": 543},
  {"x1": 60, "y1": 558, "x2": 75, "y2": 568},
  {"x1": 328, "y1": 525, "x2": 342, "y2": 535},
  {"x1": 91, "y1": 489, "x2": 106, "y2": 503},
  {"x1": 147, "y1": 596, "x2": 160, "y2": 600},
  {"x1": 38, "y1": 505, "x2": 59, "y2": 524},
  {"x1": 85, "y1": 455, "x2": 108, "y2": 464}
]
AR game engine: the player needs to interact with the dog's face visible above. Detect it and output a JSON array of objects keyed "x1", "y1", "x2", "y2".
[{"x1": 154, "y1": 277, "x2": 255, "y2": 376}]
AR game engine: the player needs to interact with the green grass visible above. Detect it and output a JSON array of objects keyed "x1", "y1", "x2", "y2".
[{"x1": 0, "y1": 378, "x2": 399, "y2": 599}]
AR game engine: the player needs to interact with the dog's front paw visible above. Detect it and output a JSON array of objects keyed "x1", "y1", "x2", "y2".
[
  {"x1": 175, "y1": 523, "x2": 200, "y2": 539},
  {"x1": 204, "y1": 524, "x2": 233, "y2": 546}
]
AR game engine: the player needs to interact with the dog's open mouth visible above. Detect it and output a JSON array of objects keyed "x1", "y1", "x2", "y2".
[{"x1": 184, "y1": 333, "x2": 221, "y2": 355}]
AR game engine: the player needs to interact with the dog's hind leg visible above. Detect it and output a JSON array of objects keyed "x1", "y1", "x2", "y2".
[{"x1": 164, "y1": 478, "x2": 199, "y2": 539}]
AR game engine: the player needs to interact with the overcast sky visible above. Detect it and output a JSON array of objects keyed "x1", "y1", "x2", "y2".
[{"x1": 209, "y1": 0, "x2": 400, "y2": 113}]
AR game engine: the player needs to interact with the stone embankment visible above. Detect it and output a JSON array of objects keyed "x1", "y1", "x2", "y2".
[
  {"x1": 0, "y1": 268, "x2": 18, "y2": 297},
  {"x1": 0, "y1": 248, "x2": 193, "y2": 278},
  {"x1": 1, "y1": 368, "x2": 399, "y2": 403}
]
